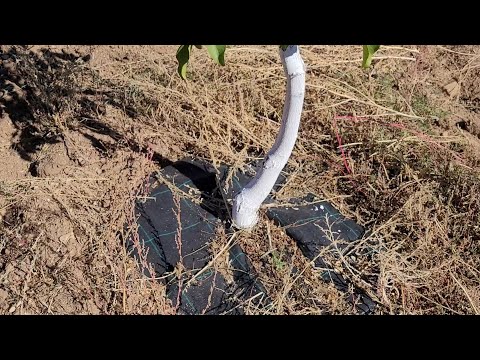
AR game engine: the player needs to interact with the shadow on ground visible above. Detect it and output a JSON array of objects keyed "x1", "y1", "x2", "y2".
[{"x1": 0, "y1": 45, "x2": 171, "y2": 167}]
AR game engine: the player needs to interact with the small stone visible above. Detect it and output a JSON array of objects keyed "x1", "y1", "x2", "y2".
[
  {"x1": 443, "y1": 81, "x2": 460, "y2": 97},
  {"x1": 0, "y1": 289, "x2": 8, "y2": 302},
  {"x1": 59, "y1": 232, "x2": 75, "y2": 244}
]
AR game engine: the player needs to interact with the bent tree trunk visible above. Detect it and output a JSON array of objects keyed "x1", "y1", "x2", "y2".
[{"x1": 232, "y1": 45, "x2": 306, "y2": 229}]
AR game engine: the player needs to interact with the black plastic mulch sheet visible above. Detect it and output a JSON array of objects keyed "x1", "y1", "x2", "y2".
[
  {"x1": 266, "y1": 195, "x2": 376, "y2": 314},
  {"x1": 126, "y1": 158, "x2": 376, "y2": 314}
]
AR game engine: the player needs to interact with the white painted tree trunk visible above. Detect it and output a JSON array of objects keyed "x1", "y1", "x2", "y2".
[{"x1": 232, "y1": 45, "x2": 306, "y2": 229}]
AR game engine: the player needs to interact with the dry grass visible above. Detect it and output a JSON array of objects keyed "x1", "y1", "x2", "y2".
[{"x1": 1, "y1": 44, "x2": 479, "y2": 314}]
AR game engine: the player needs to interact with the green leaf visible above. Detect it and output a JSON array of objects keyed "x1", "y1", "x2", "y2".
[
  {"x1": 176, "y1": 45, "x2": 192, "y2": 80},
  {"x1": 279, "y1": 45, "x2": 289, "y2": 51},
  {"x1": 206, "y1": 45, "x2": 226, "y2": 66},
  {"x1": 362, "y1": 45, "x2": 380, "y2": 68}
]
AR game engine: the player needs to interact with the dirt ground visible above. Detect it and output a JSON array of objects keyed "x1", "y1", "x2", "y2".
[{"x1": 1, "y1": 45, "x2": 479, "y2": 314}]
